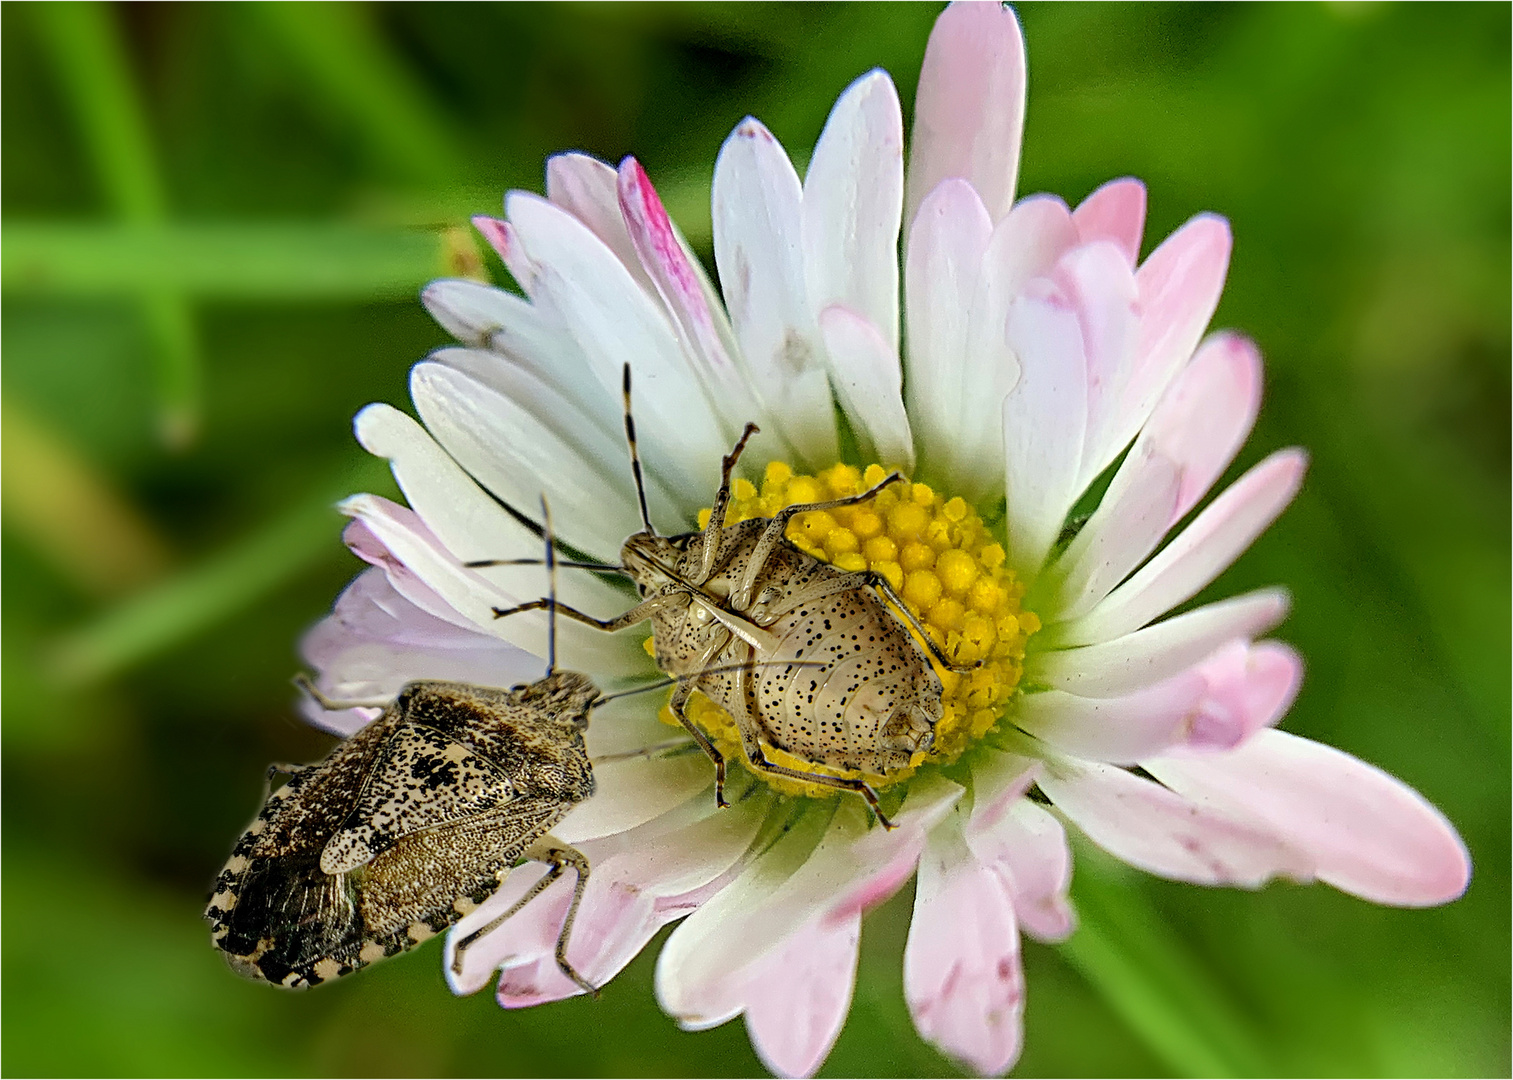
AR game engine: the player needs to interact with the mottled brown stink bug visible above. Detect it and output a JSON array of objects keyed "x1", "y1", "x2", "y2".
[
  {"x1": 206, "y1": 499, "x2": 606, "y2": 991},
  {"x1": 480, "y1": 367, "x2": 978, "y2": 828}
]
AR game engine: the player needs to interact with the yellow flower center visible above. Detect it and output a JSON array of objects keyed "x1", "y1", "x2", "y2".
[{"x1": 655, "y1": 461, "x2": 1039, "y2": 800}]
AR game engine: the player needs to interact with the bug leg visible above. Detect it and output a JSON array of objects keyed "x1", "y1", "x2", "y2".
[
  {"x1": 450, "y1": 838, "x2": 597, "y2": 997},
  {"x1": 668, "y1": 681, "x2": 729, "y2": 808},
  {"x1": 733, "y1": 471, "x2": 906, "y2": 607},
  {"x1": 698, "y1": 422, "x2": 760, "y2": 583},
  {"x1": 292, "y1": 673, "x2": 393, "y2": 711},
  {"x1": 490, "y1": 594, "x2": 677, "y2": 630},
  {"x1": 862, "y1": 571, "x2": 984, "y2": 674}
]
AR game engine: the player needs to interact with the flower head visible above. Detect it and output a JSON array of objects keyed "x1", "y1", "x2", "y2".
[{"x1": 305, "y1": 3, "x2": 1471, "y2": 1075}]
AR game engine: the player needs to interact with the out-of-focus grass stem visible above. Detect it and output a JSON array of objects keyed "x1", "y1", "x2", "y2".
[
  {"x1": 30, "y1": 1, "x2": 202, "y2": 449},
  {"x1": 1059, "y1": 850, "x2": 1273, "y2": 1078}
]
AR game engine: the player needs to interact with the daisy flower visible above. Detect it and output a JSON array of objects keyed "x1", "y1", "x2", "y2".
[{"x1": 303, "y1": 3, "x2": 1471, "y2": 1075}]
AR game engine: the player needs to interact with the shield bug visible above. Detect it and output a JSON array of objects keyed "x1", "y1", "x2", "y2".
[
  {"x1": 206, "y1": 498, "x2": 603, "y2": 991},
  {"x1": 479, "y1": 367, "x2": 978, "y2": 828}
]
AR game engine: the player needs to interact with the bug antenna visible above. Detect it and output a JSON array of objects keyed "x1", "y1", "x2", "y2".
[
  {"x1": 622, "y1": 364, "x2": 655, "y2": 537},
  {"x1": 540, "y1": 494, "x2": 557, "y2": 677}
]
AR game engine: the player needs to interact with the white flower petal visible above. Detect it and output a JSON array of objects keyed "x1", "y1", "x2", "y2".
[
  {"x1": 1066, "y1": 450, "x2": 1307, "y2": 645},
  {"x1": 410, "y1": 360, "x2": 646, "y2": 559},
  {"x1": 349, "y1": 405, "x2": 644, "y2": 675},
  {"x1": 1014, "y1": 670, "x2": 1207, "y2": 764},
  {"x1": 743, "y1": 914, "x2": 861, "y2": 1079},
  {"x1": 1032, "y1": 588, "x2": 1291, "y2": 697},
  {"x1": 966, "y1": 746, "x2": 1040, "y2": 833},
  {"x1": 657, "y1": 776, "x2": 962, "y2": 1023},
  {"x1": 1040, "y1": 757, "x2": 1315, "y2": 888},
  {"x1": 1057, "y1": 242, "x2": 1142, "y2": 489},
  {"x1": 711, "y1": 117, "x2": 838, "y2": 467},
  {"x1": 506, "y1": 190, "x2": 728, "y2": 508},
  {"x1": 905, "y1": 0, "x2": 1027, "y2": 226},
  {"x1": 817, "y1": 305, "x2": 915, "y2": 472},
  {"x1": 906, "y1": 803, "x2": 1025, "y2": 1077},
  {"x1": 1001, "y1": 281, "x2": 1088, "y2": 579},
  {"x1": 554, "y1": 752, "x2": 716, "y2": 845},
  {"x1": 545, "y1": 151, "x2": 658, "y2": 296},
  {"x1": 1144, "y1": 730, "x2": 1471, "y2": 907},
  {"x1": 803, "y1": 69, "x2": 904, "y2": 355},
  {"x1": 903, "y1": 178, "x2": 993, "y2": 481}
]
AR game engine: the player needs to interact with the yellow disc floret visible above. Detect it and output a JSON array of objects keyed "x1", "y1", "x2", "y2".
[{"x1": 658, "y1": 461, "x2": 1040, "y2": 800}]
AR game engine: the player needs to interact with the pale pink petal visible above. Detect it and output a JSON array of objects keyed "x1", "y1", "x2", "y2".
[
  {"x1": 906, "y1": 805, "x2": 1025, "y2": 1076},
  {"x1": 617, "y1": 157, "x2": 762, "y2": 435},
  {"x1": 744, "y1": 914, "x2": 862, "y2": 1079},
  {"x1": 544, "y1": 152, "x2": 658, "y2": 296},
  {"x1": 967, "y1": 799, "x2": 1075, "y2": 942},
  {"x1": 1067, "y1": 450, "x2": 1307, "y2": 645},
  {"x1": 340, "y1": 512, "x2": 481, "y2": 633},
  {"x1": 299, "y1": 566, "x2": 539, "y2": 735},
  {"x1": 1145, "y1": 332, "x2": 1264, "y2": 525},
  {"x1": 711, "y1": 117, "x2": 838, "y2": 466},
  {"x1": 1000, "y1": 280, "x2": 1088, "y2": 579},
  {"x1": 1071, "y1": 177, "x2": 1147, "y2": 266},
  {"x1": 1181, "y1": 640, "x2": 1304, "y2": 750},
  {"x1": 1013, "y1": 669, "x2": 1207, "y2": 764},
  {"x1": 469, "y1": 215, "x2": 537, "y2": 296},
  {"x1": 803, "y1": 69, "x2": 905, "y2": 354},
  {"x1": 1100, "y1": 213, "x2": 1233, "y2": 460},
  {"x1": 950, "y1": 195, "x2": 1078, "y2": 501},
  {"x1": 903, "y1": 178, "x2": 993, "y2": 479},
  {"x1": 1032, "y1": 588, "x2": 1290, "y2": 697},
  {"x1": 1145, "y1": 730, "x2": 1471, "y2": 906},
  {"x1": 1040, "y1": 758, "x2": 1315, "y2": 888},
  {"x1": 505, "y1": 190, "x2": 728, "y2": 506},
  {"x1": 906, "y1": 0, "x2": 1027, "y2": 226},
  {"x1": 457, "y1": 790, "x2": 770, "y2": 1004},
  {"x1": 965, "y1": 747, "x2": 1040, "y2": 833},
  {"x1": 1053, "y1": 242, "x2": 1142, "y2": 490},
  {"x1": 817, "y1": 305, "x2": 916, "y2": 471},
  {"x1": 656, "y1": 776, "x2": 962, "y2": 1023},
  {"x1": 1050, "y1": 441, "x2": 1182, "y2": 622}
]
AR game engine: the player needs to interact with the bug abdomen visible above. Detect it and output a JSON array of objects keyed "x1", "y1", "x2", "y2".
[{"x1": 749, "y1": 589, "x2": 942, "y2": 775}]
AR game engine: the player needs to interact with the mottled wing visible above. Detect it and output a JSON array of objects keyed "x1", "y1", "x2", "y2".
[{"x1": 320, "y1": 722, "x2": 517, "y2": 875}]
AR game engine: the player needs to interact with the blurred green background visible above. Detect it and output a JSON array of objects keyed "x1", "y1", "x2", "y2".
[{"x1": 3, "y1": 3, "x2": 1507, "y2": 1076}]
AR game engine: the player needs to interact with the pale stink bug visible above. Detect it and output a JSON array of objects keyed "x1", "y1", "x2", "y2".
[
  {"x1": 205, "y1": 498, "x2": 604, "y2": 991},
  {"x1": 480, "y1": 367, "x2": 979, "y2": 828}
]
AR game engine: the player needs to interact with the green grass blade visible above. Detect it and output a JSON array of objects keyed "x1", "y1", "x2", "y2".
[{"x1": 47, "y1": 458, "x2": 394, "y2": 685}]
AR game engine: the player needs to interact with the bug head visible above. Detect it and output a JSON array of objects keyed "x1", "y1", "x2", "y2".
[
  {"x1": 620, "y1": 530, "x2": 686, "y2": 594},
  {"x1": 519, "y1": 670, "x2": 599, "y2": 731}
]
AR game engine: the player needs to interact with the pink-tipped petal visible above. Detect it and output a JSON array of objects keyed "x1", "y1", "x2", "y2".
[
  {"x1": 1071, "y1": 178, "x2": 1147, "y2": 266},
  {"x1": 711, "y1": 117, "x2": 838, "y2": 466},
  {"x1": 1182, "y1": 640, "x2": 1304, "y2": 750},
  {"x1": 617, "y1": 157, "x2": 759, "y2": 433},
  {"x1": 966, "y1": 748, "x2": 1041, "y2": 833},
  {"x1": 1040, "y1": 758, "x2": 1315, "y2": 888},
  {"x1": 1103, "y1": 213, "x2": 1233, "y2": 459},
  {"x1": 300, "y1": 566, "x2": 539, "y2": 734},
  {"x1": 1069, "y1": 450, "x2": 1308, "y2": 646},
  {"x1": 1000, "y1": 281, "x2": 1089, "y2": 578},
  {"x1": 1034, "y1": 588, "x2": 1291, "y2": 697},
  {"x1": 1014, "y1": 670, "x2": 1208, "y2": 764},
  {"x1": 470, "y1": 215, "x2": 537, "y2": 294},
  {"x1": 967, "y1": 799, "x2": 1076, "y2": 942},
  {"x1": 906, "y1": 0, "x2": 1027, "y2": 226},
  {"x1": 544, "y1": 152, "x2": 657, "y2": 296},
  {"x1": 904, "y1": 178, "x2": 993, "y2": 479},
  {"x1": 906, "y1": 806, "x2": 1026, "y2": 1076},
  {"x1": 744, "y1": 914, "x2": 862, "y2": 1079},
  {"x1": 817, "y1": 305, "x2": 916, "y2": 472},
  {"x1": 1145, "y1": 332, "x2": 1264, "y2": 526},
  {"x1": 804, "y1": 69, "x2": 905, "y2": 354},
  {"x1": 1145, "y1": 730, "x2": 1471, "y2": 906}
]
